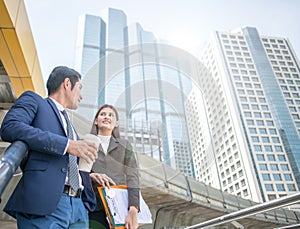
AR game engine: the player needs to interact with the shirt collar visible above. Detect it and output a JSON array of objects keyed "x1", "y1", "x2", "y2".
[{"x1": 49, "y1": 97, "x2": 64, "y2": 112}]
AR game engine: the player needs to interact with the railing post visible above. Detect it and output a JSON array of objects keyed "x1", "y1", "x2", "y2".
[{"x1": 0, "y1": 141, "x2": 28, "y2": 197}]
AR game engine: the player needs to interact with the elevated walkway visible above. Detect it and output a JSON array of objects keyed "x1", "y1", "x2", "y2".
[{"x1": 1, "y1": 111, "x2": 299, "y2": 228}]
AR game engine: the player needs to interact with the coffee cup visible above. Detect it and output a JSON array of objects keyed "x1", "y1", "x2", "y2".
[{"x1": 78, "y1": 134, "x2": 100, "y2": 172}]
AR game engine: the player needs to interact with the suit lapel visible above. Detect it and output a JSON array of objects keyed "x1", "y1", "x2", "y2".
[
  {"x1": 107, "y1": 137, "x2": 119, "y2": 154},
  {"x1": 98, "y1": 143, "x2": 105, "y2": 154},
  {"x1": 46, "y1": 98, "x2": 65, "y2": 134}
]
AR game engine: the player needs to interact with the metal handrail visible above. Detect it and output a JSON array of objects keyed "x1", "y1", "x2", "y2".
[
  {"x1": 0, "y1": 141, "x2": 27, "y2": 197},
  {"x1": 185, "y1": 192, "x2": 300, "y2": 229}
]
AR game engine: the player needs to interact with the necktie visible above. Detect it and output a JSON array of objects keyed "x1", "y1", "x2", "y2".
[{"x1": 61, "y1": 110, "x2": 80, "y2": 191}]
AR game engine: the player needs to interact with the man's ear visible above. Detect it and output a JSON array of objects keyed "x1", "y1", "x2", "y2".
[{"x1": 63, "y1": 78, "x2": 71, "y2": 90}]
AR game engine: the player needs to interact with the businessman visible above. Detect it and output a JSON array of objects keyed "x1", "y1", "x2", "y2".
[{"x1": 0, "y1": 66, "x2": 98, "y2": 228}]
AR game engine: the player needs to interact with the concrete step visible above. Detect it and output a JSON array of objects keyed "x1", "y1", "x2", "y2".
[{"x1": 0, "y1": 220, "x2": 17, "y2": 229}]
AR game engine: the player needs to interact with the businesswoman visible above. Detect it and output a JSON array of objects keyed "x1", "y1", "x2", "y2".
[{"x1": 89, "y1": 104, "x2": 140, "y2": 229}]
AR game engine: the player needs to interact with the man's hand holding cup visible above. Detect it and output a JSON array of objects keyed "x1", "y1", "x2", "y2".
[{"x1": 78, "y1": 134, "x2": 100, "y2": 172}]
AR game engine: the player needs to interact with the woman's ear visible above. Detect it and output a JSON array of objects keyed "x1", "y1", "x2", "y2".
[{"x1": 115, "y1": 121, "x2": 119, "y2": 127}]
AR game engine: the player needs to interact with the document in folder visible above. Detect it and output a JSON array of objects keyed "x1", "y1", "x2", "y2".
[{"x1": 98, "y1": 185, "x2": 152, "y2": 228}]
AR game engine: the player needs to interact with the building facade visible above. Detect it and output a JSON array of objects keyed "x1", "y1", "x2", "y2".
[
  {"x1": 186, "y1": 26, "x2": 300, "y2": 203},
  {"x1": 75, "y1": 8, "x2": 194, "y2": 177}
]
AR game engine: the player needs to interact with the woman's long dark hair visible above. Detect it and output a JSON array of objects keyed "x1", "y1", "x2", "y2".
[{"x1": 90, "y1": 104, "x2": 120, "y2": 138}]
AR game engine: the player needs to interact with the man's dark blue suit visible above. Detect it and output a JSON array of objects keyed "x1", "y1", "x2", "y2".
[{"x1": 0, "y1": 90, "x2": 96, "y2": 218}]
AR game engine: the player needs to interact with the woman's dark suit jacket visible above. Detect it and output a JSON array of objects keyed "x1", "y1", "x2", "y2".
[{"x1": 91, "y1": 136, "x2": 140, "y2": 210}]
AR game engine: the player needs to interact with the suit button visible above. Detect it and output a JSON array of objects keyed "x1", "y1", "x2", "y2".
[{"x1": 61, "y1": 168, "x2": 67, "y2": 173}]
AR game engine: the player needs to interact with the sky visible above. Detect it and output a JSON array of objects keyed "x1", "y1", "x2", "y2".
[{"x1": 23, "y1": 0, "x2": 300, "y2": 83}]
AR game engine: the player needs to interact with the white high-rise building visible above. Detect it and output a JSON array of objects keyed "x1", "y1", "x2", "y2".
[{"x1": 186, "y1": 27, "x2": 300, "y2": 203}]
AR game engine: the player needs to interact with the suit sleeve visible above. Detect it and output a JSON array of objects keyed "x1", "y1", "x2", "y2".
[
  {"x1": 124, "y1": 141, "x2": 140, "y2": 208},
  {"x1": 80, "y1": 170, "x2": 96, "y2": 211},
  {"x1": 0, "y1": 91, "x2": 68, "y2": 156}
]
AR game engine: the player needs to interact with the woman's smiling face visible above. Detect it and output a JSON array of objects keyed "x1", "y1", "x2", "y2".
[{"x1": 95, "y1": 107, "x2": 119, "y2": 135}]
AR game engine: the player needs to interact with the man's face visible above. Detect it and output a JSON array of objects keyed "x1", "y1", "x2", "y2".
[{"x1": 66, "y1": 79, "x2": 83, "y2": 110}]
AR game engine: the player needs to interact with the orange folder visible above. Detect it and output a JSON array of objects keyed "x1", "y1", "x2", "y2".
[
  {"x1": 98, "y1": 185, "x2": 127, "y2": 229},
  {"x1": 97, "y1": 185, "x2": 152, "y2": 229}
]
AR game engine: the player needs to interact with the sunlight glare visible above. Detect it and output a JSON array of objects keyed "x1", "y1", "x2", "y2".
[{"x1": 169, "y1": 27, "x2": 199, "y2": 56}]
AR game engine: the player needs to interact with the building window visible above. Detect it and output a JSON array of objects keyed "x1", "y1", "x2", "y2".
[
  {"x1": 265, "y1": 184, "x2": 274, "y2": 191},
  {"x1": 235, "y1": 183, "x2": 240, "y2": 190},
  {"x1": 241, "y1": 179, "x2": 246, "y2": 186},
  {"x1": 262, "y1": 173, "x2": 271, "y2": 181},
  {"x1": 234, "y1": 76, "x2": 241, "y2": 81},
  {"x1": 287, "y1": 184, "x2": 296, "y2": 191},
  {"x1": 267, "y1": 155, "x2": 276, "y2": 161},
  {"x1": 264, "y1": 145, "x2": 273, "y2": 152},
  {"x1": 281, "y1": 164, "x2": 289, "y2": 171},
  {"x1": 247, "y1": 90, "x2": 255, "y2": 95},
  {"x1": 233, "y1": 173, "x2": 237, "y2": 180},
  {"x1": 278, "y1": 155, "x2": 286, "y2": 161},
  {"x1": 259, "y1": 164, "x2": 268, "y2": 171},
  {"x1": 247, "y1": 120, "x2": 254, "y2": 125},
  {"x1": 257, "y1": 120, "x2": 264, "y2": 126},
  {"x1": 238, "y1": 170, "x2": 243, "y2": 177},
  {"x1": 276, "y1": 184, "x2": 285, "y2": 191},
  {"x1": 262, "y1": 137, "x2": 270, "y2": 143},
  {"x1": 254, "y1": 145, "x2": 262, "y2": 152},
  {"x1": 240, "y1": 96, "x2": 247, "y2": 102},
  {"x1": 242, "y1": 104, "x2": 250, "y2": 109},
  {"x1": 259, "y1": 128, "x2": 267, "y2": 134},
  {"x1": 243, "y1": 76, "x2": 250, "y2": 81},
  {"x1": 264, "y1": 113, "x2": 271, "y2": 118},
  {"x1": 270, "y1": 164, "x2": 279, "y2": 171},
  {"x1": 257, "y1": 91, "x2": 264, "y2": 96},
  {"x1": 284, "y1": 174, "x2": 292, "y2": 181},
  {"x1": 257, "y1": 154, "x2": 265, "y2": 161},
  {"x1": 254, "y1": 112, "x2": 262, "y2": 118},
  {"x1": 273, "y1": 174, "x2": 282, "y2": 181},
  {"x1": 238, "y1": 89, "x2": 245, "y2": 94}
]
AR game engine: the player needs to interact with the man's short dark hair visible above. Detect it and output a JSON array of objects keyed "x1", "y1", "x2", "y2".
[{"x1": 46, "y1": 66, "x2": 82, "y2": 96}]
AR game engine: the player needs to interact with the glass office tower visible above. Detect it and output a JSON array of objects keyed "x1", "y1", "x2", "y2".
[
  {"x1": 75, "y1": 8, "x2": 194, "y2": 177},
  {"x1": 75, "y1": 14, "x2": 106, "y2": 118},
  {"x1": 186, "y1": 26, "x2": 300, "y2": 203}
]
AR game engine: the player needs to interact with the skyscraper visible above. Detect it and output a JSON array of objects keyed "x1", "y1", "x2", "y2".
[
  {"x1": 186, "y1": 26, "x2": 300, "y2": 203},
  {"x1": 75, "y1": 13, "x2": 106, "y2": 118},
  {"x1": 75, "y1": 8, "x2": 194, "y2": 177}
]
